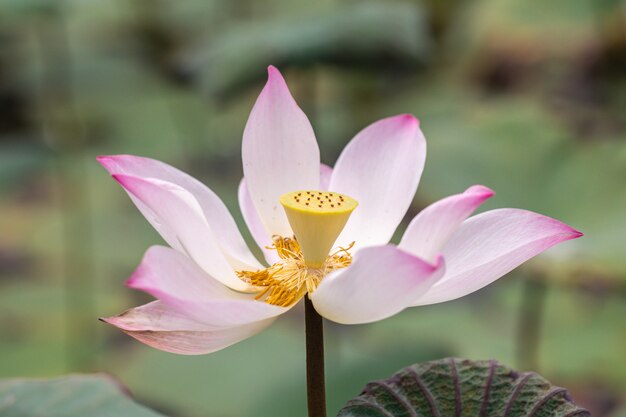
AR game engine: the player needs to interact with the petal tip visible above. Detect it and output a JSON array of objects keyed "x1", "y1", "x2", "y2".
[
  {"x1": 400, "y1": 113, "x2": 420, "y2": 125},
  {"x1": 547, "y1": 217, "x2": 583, "y2": 241},
  {"x1": 388, "y1": 113, "x2": 419, "y2": 128},
  {"x1": 266, "y1": 65, "x2": 285, "y2": 84},
  {"x1": 568, "y1": 228, "x2": 584, "y2": 239},
  {"x1": 467, "y1": 184, "x2": 496, "y2": 199},
  {"x1": 110, "y1": 173, "x2": 128, "y2": 187},
  {"x1": 111, "y1": 173, "x2": 149, "y2": 190},
  {"x1": 96, "y1": 155, "x2": 114, "y2": 171},
  {"x1": 125, "y1": 262, "x2": 150, "y2": 290},
  {"x1": 97, "y1": 154, "x2": 134, "y2": 168},
  {"x1": 125, "y1": 275, "x2": 140, "y2": 289},
  {"x1": 99, "y1": 314, "x2": 133, "y2": 332},
  {"x1": 99, "y1": 315, "x2": 117, "y2": 326}
]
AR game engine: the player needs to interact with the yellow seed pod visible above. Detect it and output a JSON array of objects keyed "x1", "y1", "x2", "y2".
[{"x1": 280, "y1": 190, "x2": 358, "y2": 268}]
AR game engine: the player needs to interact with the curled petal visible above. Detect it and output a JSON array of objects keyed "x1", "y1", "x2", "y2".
[
  {"x1": 112, "y1": 174, "x2": 251, "y2": 292},
  {"x1": 128, "y1": 246, "x2": 288, "y2": 327},
  {"x1": 330, "y1": 114, "x2": 426, "y2": 250},
  {"x1": 98, "y1": 155, "x2": 261, "y2": 271},
  {"x1": 414, "y1": 209, "x2": 583, "y2": 306},
  {"x1": 400, "y1": 185, "x2": 494, "y2": 262},
  {"x1": 101, "y1": 301, "x2": 274, "y2": 355},
  {"x1": 311, "y1": 245, "x2": 444, "y2": 324},
  {"x1": 242, "y1": 66, "x2": 320, "y2": 238}
]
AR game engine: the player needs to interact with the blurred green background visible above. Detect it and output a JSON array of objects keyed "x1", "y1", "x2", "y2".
[{"x1": 0, "y1": 0, "x2": 625, "y2": 416}]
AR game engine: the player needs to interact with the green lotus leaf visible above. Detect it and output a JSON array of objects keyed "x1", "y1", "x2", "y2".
[{"x1": 338, "y1": 358, "x2": 589, "y2": 417}]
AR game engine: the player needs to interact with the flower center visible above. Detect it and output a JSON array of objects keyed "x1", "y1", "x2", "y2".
[
  {"x1": 236, "y1": 190, "x2": 358, "y2": 307},
  {"x1": 280, "y1": 190, "x2": 358, "y2": 268}
]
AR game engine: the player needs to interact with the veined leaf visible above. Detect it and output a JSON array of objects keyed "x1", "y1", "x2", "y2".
[{"x1": 338, "y1": 358, "x2": 589, "y2": 417}]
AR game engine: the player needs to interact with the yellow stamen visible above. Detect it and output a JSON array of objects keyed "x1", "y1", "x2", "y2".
[
  {"x1": 236, "y1": 236, "x2": 354, "y2": 307},
  {"x1": 279, "y1": 190, "x2": 357, "y2": 268}
]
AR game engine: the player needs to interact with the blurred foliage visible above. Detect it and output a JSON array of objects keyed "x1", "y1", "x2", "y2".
[
  {"x1": 0, "y1": 0, "x2": 624, "y2": 416},
  {"x1": 0, "y1": 374, "x2": 165, "y2": 417},
  {"x1": 189, "y1": 2, "x2": 431, "y2": 98}
]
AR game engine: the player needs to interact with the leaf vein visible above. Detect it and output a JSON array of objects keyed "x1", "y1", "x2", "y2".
[
  {"x1": 527, "y1": 387, "x2": 567, "y2": 417},
  {"x1": 348, "y1": 399, "x2": 396, "y2": 417},
  {"x1": 503, "y1": 372, "x2": 533, "y2": 417},
  {"x1": 479, "y1": 359, "x2": 497, "y2": 417},
  {"x1": 368, "y1": 380, "x2": 418, "y2": 417},
  {"x1": 449, "y1": 358, "x2": 462, "y2": 417},
  {"x1": 407, "y1": 368, "x2": 440, "y2": 417}
]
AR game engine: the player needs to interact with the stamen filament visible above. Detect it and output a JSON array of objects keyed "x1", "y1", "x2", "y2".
[{"x1": 236, "y1": 236, "x2": 354, "y2": 307}]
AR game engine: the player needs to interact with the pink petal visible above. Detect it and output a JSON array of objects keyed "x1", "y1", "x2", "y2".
[
  {"x1": 400, "y1": 185, "x2": 494, "y2": 262},
  {"x1": 414, "y1": 209, "x2": 583, "y2": 306},
  {"x1": 98, "y1": 155, "x2": 261, "y2": 271},
  {"x1": 329, "y1": 114, "x2": 426, "y2": 250},
  {"x1": 238, "y1": 163, "x2": 334, "y2": 266},
  {"x1": 311, "y1": 245, "x2": 444, "y2": 324},
  {"x1": 112, "y1": 174, "x2": 251, "y2": 292},
  {"x1": 242, "y1": 66, "x2": 320, "y2": 238},
  {"x1": 128, "y1": 246, "x2": 287, "y2": 327},
  {"x1": 101, "y1": 301, "x2": 274, "y2": 355}
]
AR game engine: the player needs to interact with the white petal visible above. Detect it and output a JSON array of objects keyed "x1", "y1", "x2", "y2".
[
  {"x1": 242, "y1": 66, "x2": 320, "y2": 237},
  {"x1": 329, "y1": 114, "x2": 426, "y2": 250},
  {"x1": 311, "y1": 245, "x2": 444, "y2": 324},
  {"x1": 414, "y1": 209, "x2": 583, "y2": 305},
  {"x1": 102, "y1": 301, "x2": 274, "y2": 355},
  {"x1": 98, "y1": 155, "x2": 261, "y2": 271},
  {"x1": 112, "y1": 174, "x2": 252, "y2": 292},
  {"x1": 399, "y1": 185, "x2": 494, "y2": 262}
]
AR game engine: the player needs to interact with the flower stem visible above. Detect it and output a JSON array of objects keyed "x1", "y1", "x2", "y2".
[
  {"x1": 305, "y1": 296, "x2": 327, "y2": 417},
  {"x1": 516, "y1": 274, "x2": 547, "y2": 371}
]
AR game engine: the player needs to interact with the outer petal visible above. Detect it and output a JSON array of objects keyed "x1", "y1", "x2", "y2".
[
  {"x1": 311, "y1": 245, "x2": 444, "y2": 324},
  {"x1": 112, "y1": 174, "x2": 251, "y2": 292},
  {"x1": 98, "y1": 155, "x2": 261, "y2": 270},
  {"x1": 101, "y1": 301, "x2": 274, "y2": 355},
  {"x1": 399, "y1": 185, "x2": 494, "y2": 262},
  {"x1": 329, "y1": 114, "x2": 426, "y2": 250},
  {"x1": 414, "y1": 209, "x2": 583, "y2": 306},
  {"x1": 242, "y1": 66, "x2": 320, "y2": 238},
  {"x1": 127, "y1": 246, "x2": 288, "y2": 327},
  {"x1": 238, "y1": 164, "x2": 334, "y2": 266}
]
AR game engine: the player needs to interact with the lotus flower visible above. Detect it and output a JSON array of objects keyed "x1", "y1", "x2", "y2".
[{"x1": 98, "y1": 66, "x2": 582, "y2": 355}]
